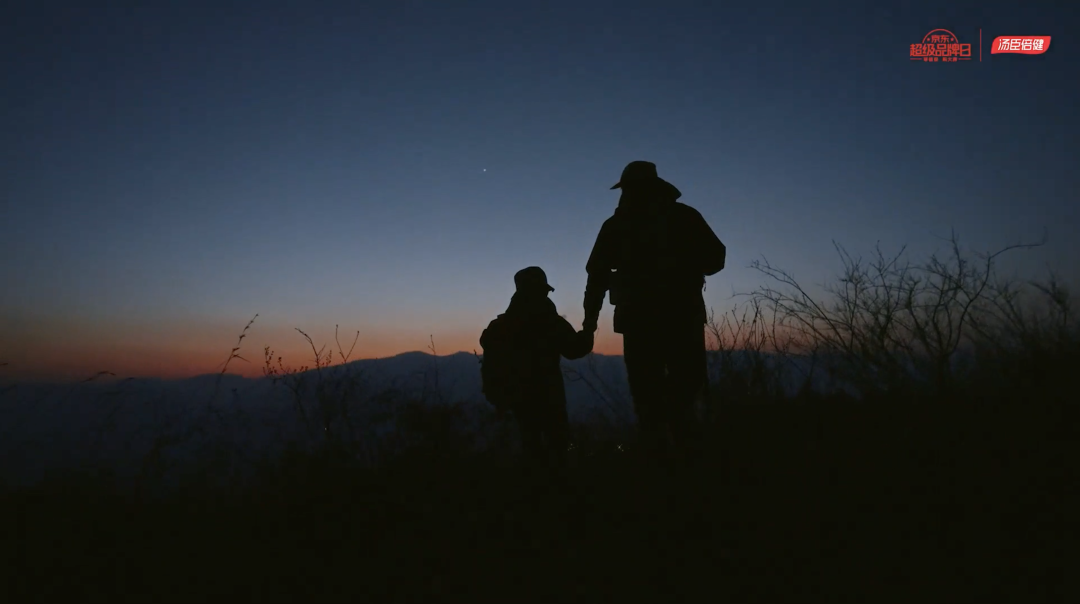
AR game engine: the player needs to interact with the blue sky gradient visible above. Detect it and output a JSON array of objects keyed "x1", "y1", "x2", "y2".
[{"x1": 2, "y1": 0, "x2": 1077, "y2": 378}]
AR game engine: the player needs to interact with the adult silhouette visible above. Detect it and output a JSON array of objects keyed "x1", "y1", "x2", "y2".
[{"x1": 581, "y1": 161, "x2": 726, "y2": 461}]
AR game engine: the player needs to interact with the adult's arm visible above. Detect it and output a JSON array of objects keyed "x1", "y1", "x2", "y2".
[{"x1": 583, "y1": 218, "x2": 617, "y2": 331}]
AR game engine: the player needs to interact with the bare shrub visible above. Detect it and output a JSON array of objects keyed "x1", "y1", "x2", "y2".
[{"x1": 738, "y1": 231, "x2": 1066, "y2": 401}]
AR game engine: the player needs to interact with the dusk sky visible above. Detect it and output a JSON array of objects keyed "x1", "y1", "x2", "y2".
[{"x1": 2, "y1": 1, "x2": 1077, "y2": 380}]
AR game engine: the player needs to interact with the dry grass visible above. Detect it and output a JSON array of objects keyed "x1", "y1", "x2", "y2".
[{"x1": 0, "y1": 232, "x2": 1075, "y2": 602}]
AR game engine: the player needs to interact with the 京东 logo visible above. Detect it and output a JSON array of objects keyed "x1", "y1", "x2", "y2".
[
  {"x1": 991, "y1": 36, "x2": 1051, "y2": 55},
  {"x1": 910, "y1": 29, "x2": 972, "y2": 62}
]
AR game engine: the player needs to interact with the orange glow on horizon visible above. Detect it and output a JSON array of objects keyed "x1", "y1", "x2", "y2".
[
  {"x1": 1, "y1": 312, "x2": 628, "y2": 382},
  {"x1": 4, "y1": 301, "x2": 837, "y2": 382}
]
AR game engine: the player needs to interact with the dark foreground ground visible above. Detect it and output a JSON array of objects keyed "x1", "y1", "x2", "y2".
[{"x1": 2, "y1": 399, "x2": 1073, "y2": 603}]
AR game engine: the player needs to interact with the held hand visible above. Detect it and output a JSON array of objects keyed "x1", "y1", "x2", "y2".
[
  {"x1": 578, "y1": 329, "x2": 595, "y2": 352},
  {"x1": 582, "y1": 318, "x2": 598, "y2": 333}
]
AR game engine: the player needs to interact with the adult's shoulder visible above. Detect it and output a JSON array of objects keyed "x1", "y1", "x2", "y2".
[
  {"x1": 589, "y1": 213, "x2": 623, "y2": 243},
  {"x1": 600, "y1": 212, "x2": 622, "y2": 230},
  {"x1": 673, "y1": 201, "x2": 706, "y2": 220}
]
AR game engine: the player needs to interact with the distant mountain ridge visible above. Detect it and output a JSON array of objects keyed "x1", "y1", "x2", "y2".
[{"x1": 0, "y1": 347, "x2": 846, "y2": 487}]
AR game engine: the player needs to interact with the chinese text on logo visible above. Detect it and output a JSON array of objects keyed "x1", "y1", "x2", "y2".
[
  {"x1": 910, "y1": 29, "x2": 972, "y2": 62},
  {"x1": 991, "y1": 36, "x2": 1051, "y2": 55}
]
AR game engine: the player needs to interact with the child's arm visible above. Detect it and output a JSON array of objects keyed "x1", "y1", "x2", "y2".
[{"x1": 557, "y1": 317, "x2": 595, "y2": 360}]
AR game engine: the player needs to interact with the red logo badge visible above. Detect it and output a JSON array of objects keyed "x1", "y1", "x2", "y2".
[
  {"x1": 910, "y1": 29, "x2": 972, "y2": 62},
  {"x1": 991, "y1": 36, "x2": 1051, "y2": 55}
]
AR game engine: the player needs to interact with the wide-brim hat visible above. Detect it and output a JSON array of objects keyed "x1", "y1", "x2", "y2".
[{"x1": 610, "y1": 160, "x2": 682, "y2": 199}]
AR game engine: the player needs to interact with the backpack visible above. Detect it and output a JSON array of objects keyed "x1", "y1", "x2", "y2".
[{"x1": 479, "y1": 314, "x2": 529, "y2": 410}]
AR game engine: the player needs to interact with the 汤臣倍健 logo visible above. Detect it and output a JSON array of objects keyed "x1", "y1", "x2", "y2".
[{"x1": 991, "y1": 36, "x2": 1051, "y2": 55}]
